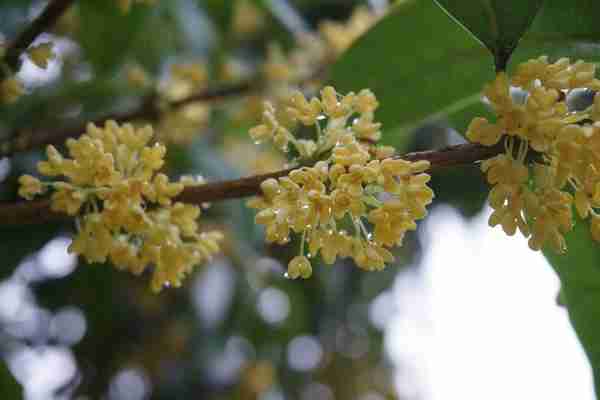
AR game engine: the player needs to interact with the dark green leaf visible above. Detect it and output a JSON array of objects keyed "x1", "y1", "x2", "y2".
[
  {"x1": 199, "y1": 0, "x2": 236, "y2": 34},
  {"x1": 330, "y1": 0, "x2": 495, "y2": 145},
  {"x1": 330, "y1": 0, "x2": 600, "y2": 142},
  {"x1": 0, "y1": 360, "x2": 21, "y2": 400},
  {"x1": 544, "y1": 217, "x2": 600, "y2": 393},
  {"x1": 434, "y1": 0, "x2": 543, "y2": 70}
]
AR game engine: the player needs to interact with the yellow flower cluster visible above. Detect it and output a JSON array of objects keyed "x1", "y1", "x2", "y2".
[
  {"x1": 468, "y1": 56, "x2": 600, "y2": 252},
  {"x1": 248, "y1": 87, "x2": 433, "y2": 278},
  {"x1": 250, "y1": 86, "x2": 384, "y2": 162},
  {"x1": 125, "y1": 63, "x2": 212, "y2": 145},
  {"x1": 18, "y1": 121, "x2": 223, "y2": 292},
  {"x1": 319, "y1": 6, "x2": 380, "y2": 55},
  {"x1": 225, "y1": 6, "x2": 378, "y2": 129}
]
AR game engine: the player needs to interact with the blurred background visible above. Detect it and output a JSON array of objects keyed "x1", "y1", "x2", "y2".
[{"x1": 0, "y1": 0, "x2": 594, "y2": 398}]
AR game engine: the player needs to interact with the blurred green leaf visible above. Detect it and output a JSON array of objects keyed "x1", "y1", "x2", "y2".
[
  {"x1": 544, "y1": 217, "x2": 600, "y2": 394},
  {"x1": 330, "y1": 0, "x2": 600, "y2": 142},
  {"x1": 0, "y1": 360, "x2": 21, "y2": 400},
  {"x1": 0, "y1": 224, "x2": 62, "y2": 280},
  {"x1": 78, "y1": 1, "x2": 151, "y2": 75},
  {"x1": 434, "y1": 0, "x2": 543, "y2": 70},
  {"x1": 200, "y1": 0, "x2": 236, "y2": 34}
]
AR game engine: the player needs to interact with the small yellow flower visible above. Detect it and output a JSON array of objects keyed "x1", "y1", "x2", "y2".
[
  {"x1": 125, "y1": 65, "x2": 151, "y2": 88},
  {"x1": 232, "y1": 0, "x2": 265, "y2": 36},
  {"x1": 18, "y1": 175, "x2": 45, "y2": 200},
  {"x1": 319, "y1": 6, "x2": 379, "y2": 55},
  {"x1": 50, "y1": 185, "x2": 86, "y2": 215},
  {"x1": 287, "y1": 256, "x2": 312, "y2": 279},
  {"x1": 286, "y1": 91, "x2": 322, "y2": 125},
  {"x1": 466, "y1": 117, "x2": 503, "y2": 146},
  {"x1": 1, "y1": 77, "x2": 24, "y2": 104},
  {"x1": 27, "y1": 42, "x2": 54, "y2": 69}
]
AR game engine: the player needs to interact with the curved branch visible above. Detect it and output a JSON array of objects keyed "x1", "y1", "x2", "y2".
[
  {"x1": 3, "y1": 0, "x2": 76, "y2": 74},
  {"x1": 0, "y1": 142, "x2": 502, "y2": 226},
  {"x1": 0, "y1": 81, "x2": 258, "y2": 157}
]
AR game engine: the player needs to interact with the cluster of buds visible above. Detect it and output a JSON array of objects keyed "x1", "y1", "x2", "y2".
[
  {"x1": 126, "y1": 63, "x2": 212, "y2": 145},
  {"x1": 248, "y1": 87, "x2": 434, "y2": 278},
  {"x1": 468, "y1": 56, "x2": 600, "y2": 252},
  {"x1": 250, "y1": 86, "x2": 383, "y2": 163},
  {"x1": 18, "y1": 121, "x2": 223, "y2": 292}
]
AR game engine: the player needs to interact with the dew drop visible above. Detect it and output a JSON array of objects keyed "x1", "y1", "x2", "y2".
[{"x1": 284, "y1": 272, "x2": 291, "y2": 279}]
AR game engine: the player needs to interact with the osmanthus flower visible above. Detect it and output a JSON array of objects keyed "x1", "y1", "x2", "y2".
[
  {"x1": 318, "y1": 6, "x2": 381, "y2": 56},
  {"x1": 467, "y1": 56, "x2": 600, "y2": 253},
  {"x1": 124, "y1": 62, "x2": 212, "y2": 145},
  {"x1": 0, "y1": 76, "x2": 24, "y2": 104},
  {"x1": 27, "y1": 42, "x2": 54, "y2": 69},
  {"x1": 18, "y1": 120, "x2": 223, "y2": 292},
  {"x1": 247, "y1": 87, "x2": 434, "y2": 278},
  {"x1": 232, "y1": 0, "x2": 266, "y2": 37},
  {"x1": 230, "y1": 5, "x2": 378, "y2": 131}
]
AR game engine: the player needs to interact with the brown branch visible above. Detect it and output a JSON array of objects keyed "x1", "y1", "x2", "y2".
[
  {"x1": 0, "y1": 80, "x2": 258, "y2": 157},
  {"x1": 0, "y1": 142, "x2": 502, "y2": 226},
  {"x1": 2, "y1": 0, "x2": 76, "y2": 74}
]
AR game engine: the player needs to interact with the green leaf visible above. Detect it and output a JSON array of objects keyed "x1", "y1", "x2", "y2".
[
  {"x1": 330, "y1": 0, "x2": 495, "y2": 144},
  {"x1": 78, "y1": 1, "x2": 151, "y2": 75},
  {"x1": 199, "y1": 0, "x2": 236, "y2": 34},
  {"x1": 330, "y1": 0, "x2": 600, "y2": 142},
  {"x1": 0, "y1": 360, "x2": 21, "y2": 400},
  {"x1": 543, "y1": 217, "x2": 600, "y2": 394},
  {"x1": 434, "y1": 0, "x2": 543, "y2": 70}
]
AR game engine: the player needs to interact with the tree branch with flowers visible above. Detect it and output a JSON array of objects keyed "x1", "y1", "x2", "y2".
[{"x1": 3, "y1": 0, "x2": 600, "y2": 397}]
